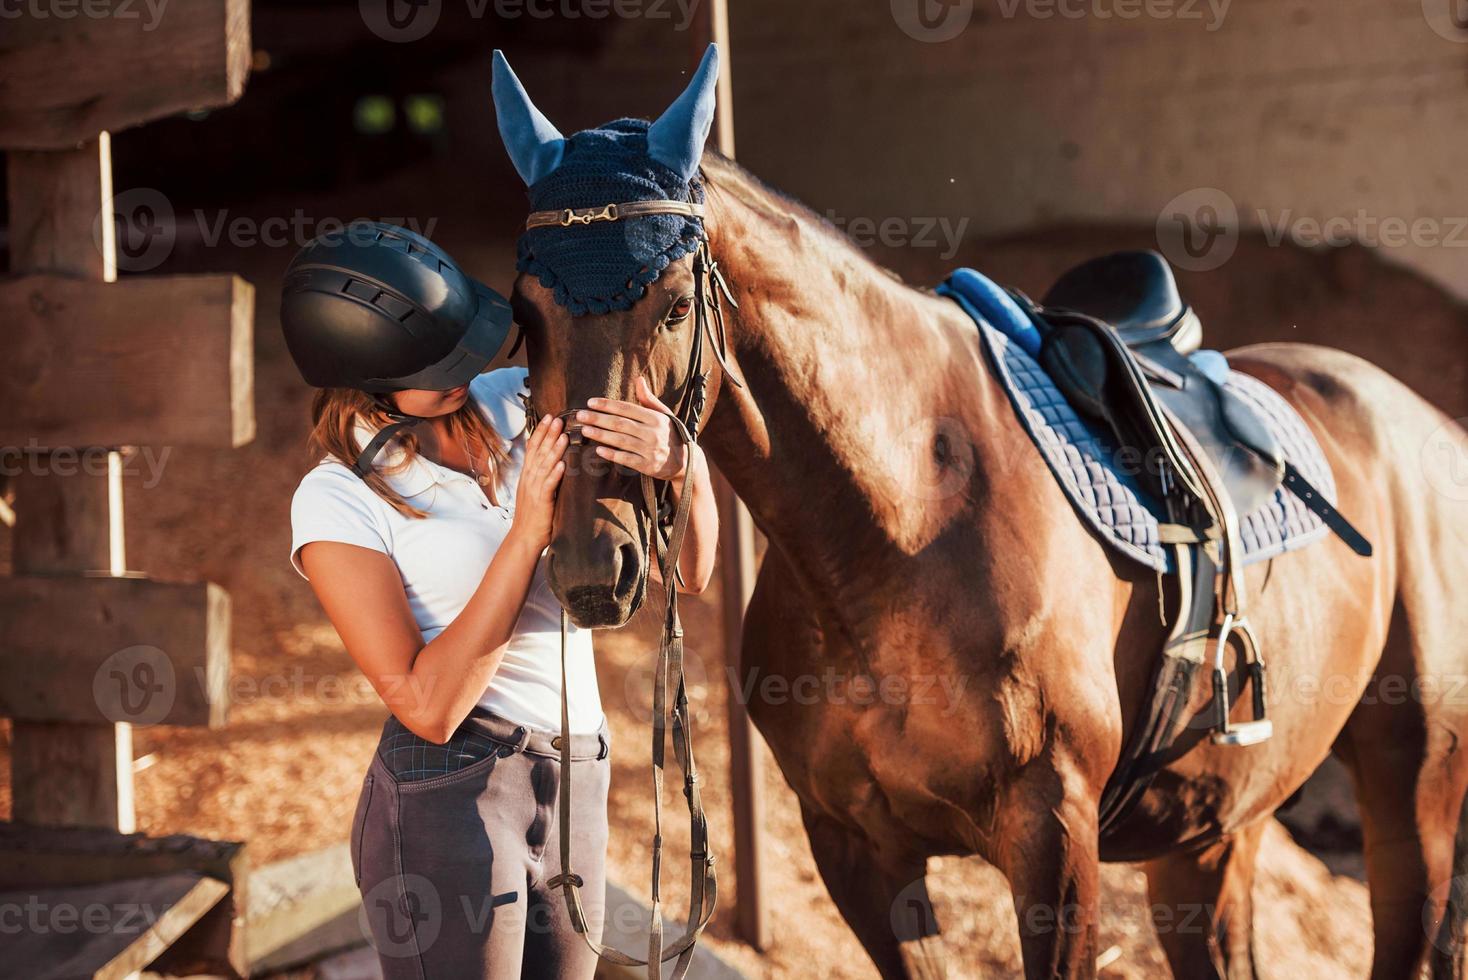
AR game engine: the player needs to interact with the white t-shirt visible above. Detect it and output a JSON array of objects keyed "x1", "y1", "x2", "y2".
[{"x1": 289, "y1": 366, "x2": 604, "y2": 734}]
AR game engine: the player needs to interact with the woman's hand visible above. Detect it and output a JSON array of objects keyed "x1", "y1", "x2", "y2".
[
  {"x1": 575, "y1": 376, "x2": 690, "y2": 482},
  {"x1": 508, "y1": 414, "x2": 568, "y2": 551}
]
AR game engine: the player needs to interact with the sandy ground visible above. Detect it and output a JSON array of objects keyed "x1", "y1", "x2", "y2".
[{"x1": 1, "y1": 213, "x2": 1430, "y2": 977}]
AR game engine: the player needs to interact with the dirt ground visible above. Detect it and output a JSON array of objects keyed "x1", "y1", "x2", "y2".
[
  {"x1": 0, "y1": 573, "x2": 1378, "y2": 980},
  {"x1": 5, "y1": 200, "x2": 1445, "y2": 976}
]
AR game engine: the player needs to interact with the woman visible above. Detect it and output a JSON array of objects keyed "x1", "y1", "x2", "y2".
[{"x1": 279, "y1": 222, "x2": 719, "y2": 979}]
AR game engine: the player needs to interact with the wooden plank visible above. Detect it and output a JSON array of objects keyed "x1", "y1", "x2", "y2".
[
  {"x1": 0, "y1": 274, "x2": 256, "y2": 449},
  {"x1": 0, "y1": 576, "x2": 230, "y2": 728},
  {"x1": 0, "y1": 0, "x2": 250, "y2": 151},
  {"x1": 0, "y1": 821, "x2": 249, "y2": 977},
  {"x1": 6, "y1": 136, "x2": 114, "y2": 279},
  {"x1": 10, "y1": 466, "x2": 115, "y2": 576},
  {"x1": 0, "y1": 873, "x2": 227, "y2": 980},
  {"x1": 10, "y1": 722, "x2": 134, "y2": 833},
  {"x1": 243, "y1": 843, "x2": 363, "y2": 975}
]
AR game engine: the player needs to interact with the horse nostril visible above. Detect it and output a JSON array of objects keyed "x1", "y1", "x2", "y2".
[{"x1": 614, "y1": 541, "x2": 640, "y2": 599}]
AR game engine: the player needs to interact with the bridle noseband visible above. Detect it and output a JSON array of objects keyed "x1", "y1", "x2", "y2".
[{"x1": 517, "y1": 198, "x2": 740, "y2": 980}]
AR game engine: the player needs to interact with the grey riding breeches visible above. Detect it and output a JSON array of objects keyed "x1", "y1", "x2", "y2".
[{"x1": 350, "y1": 706, "x2": 612, "y2": 980}]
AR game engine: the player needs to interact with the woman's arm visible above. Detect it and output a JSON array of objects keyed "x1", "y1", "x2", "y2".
[
  {"x1": 647, "y1": 442, "x2": 717, "y2": 594},
  {"x1": 299, "y1": 530, "x2": 544, "y2": 743},
  {"x1": 299, "y1": 416, "x2": 568, "y2": 744}
]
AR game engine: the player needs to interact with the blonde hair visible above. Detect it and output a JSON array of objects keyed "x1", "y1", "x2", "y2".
[{"x1": 308, "y1": 388, "x2": 511, "y2": 518}]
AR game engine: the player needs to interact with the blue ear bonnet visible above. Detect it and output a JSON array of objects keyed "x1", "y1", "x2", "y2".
[{"x1": 515, "y1": 119, "x2": 706, "y2": 317}]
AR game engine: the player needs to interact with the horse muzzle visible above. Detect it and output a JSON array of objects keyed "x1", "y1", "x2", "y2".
[{"x1": 547, "y1": 525, "x2": 648, "y2": 628}]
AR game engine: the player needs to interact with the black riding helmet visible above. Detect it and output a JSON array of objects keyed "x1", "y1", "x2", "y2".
[{"x1": 280, "y1": 221, "x2": 514, "y2": 477}]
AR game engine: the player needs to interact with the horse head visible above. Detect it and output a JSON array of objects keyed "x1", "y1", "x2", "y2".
[{"x1": 492, "y1": 45, "x2": 735, "y2": 629}]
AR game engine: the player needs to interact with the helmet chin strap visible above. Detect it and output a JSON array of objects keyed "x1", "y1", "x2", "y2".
[{"x1": 351, "y1": 396, "x2": 428, "y2": 479}]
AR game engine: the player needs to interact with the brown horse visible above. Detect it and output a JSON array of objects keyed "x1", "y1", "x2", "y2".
[{"x1": 515, "y1": 147, "x2": 1468, "y2": 978}]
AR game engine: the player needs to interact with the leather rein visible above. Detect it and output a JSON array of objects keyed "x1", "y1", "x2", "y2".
[{"x1": 514, "y1": 198, "x2": 741, "y2": 980}]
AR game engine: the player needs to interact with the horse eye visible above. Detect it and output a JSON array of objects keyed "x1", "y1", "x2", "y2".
[{"x1": 667, "y1": 297, "x2": 695, "y2": 323}]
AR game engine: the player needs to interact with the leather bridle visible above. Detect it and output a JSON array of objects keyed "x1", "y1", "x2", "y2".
[{"x1": 515, "y1": 197, "x2": 741, "y2": 980}]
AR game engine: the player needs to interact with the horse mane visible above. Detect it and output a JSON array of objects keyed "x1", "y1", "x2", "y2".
[{"x1": 699, "y1": 151, "x2": 908, "y2": 286}]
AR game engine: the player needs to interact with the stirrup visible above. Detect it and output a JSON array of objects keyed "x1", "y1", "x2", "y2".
[{"x1": 1208, "y1": 613, "x2": 1273, "y2": 746}]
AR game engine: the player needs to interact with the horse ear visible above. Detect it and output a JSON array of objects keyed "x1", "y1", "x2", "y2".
[
  {"x1": 491, "y1": 50, "x2": 566, "y2": 186},
  {"x1": 647, "y1": 44, "x2": 720, "y2": 182}
]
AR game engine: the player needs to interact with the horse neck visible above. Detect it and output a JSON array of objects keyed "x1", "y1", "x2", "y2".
[{"x1": 697, "y1": 168, "x2": 1020, "y2": 608}]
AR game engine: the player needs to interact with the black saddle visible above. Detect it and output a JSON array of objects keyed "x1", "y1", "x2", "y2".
[
  {"x1": 1002, "y1": 250, "x2": 1371, "y2": 821},
  {"x1": 1046, "y1": 249, "x2": 1204, "y2": 355},
  {"x1": 1021, "y1": 249, "x2": 1286, "y2": 785},
  {"x1": 1033, "y1": 250, "x2": 1284, "y2": 519}
]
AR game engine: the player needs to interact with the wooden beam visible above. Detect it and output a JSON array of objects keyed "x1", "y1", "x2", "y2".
[
  {"x1": 0, "y1": 274, "x2": 256, "y2": 449},
  {"x1": 6, "y1": 139, "x2": 134, "y2": 834},
  {"x1": 0, "y1": 821, "x2": 248, "y2": 978},
  {"x1": 7, "y1": 135, "x2": 114, "y2": 279},
  {"x1": 0, "y1": 0, "x2": 251, "y2": 151},
  {"x1": 0, "y1": 873, "x2": 229, "y2": 980},
  {"x1": 0, "y1": 577, "x2": 230, "y2": 729},
  {"x1": 243, "y1": 844, "x2": 362, "y2": 976},
  {"x1": 709, "y1": 0, "x2": 737, "y2": 159},
  {"x1": 9, "y1": 721, "x2": 136, "y2": 834},
  {"x1": 10, "y1": 465, "x2": 116, "y2": 576}
]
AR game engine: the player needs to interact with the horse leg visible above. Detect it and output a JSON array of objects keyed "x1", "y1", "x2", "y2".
[
  {"x1": 799, "y1": 802, "x2": 946, "y2": 979},
  {"x1": 1335, "y1": 648, "x2": 1468, "y2": 979},
  {"x1": 1140, "y1": 819, "x2": 1267, "y2": 979},
  {"x1": 994, "y1": 766, "x2": 1103, "y2": 979}
]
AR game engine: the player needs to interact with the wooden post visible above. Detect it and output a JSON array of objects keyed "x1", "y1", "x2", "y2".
[
  {"x1": 0, "y1": 6, "x2": 254, "y2": 972},
  {"x1": 692, "y1": 0, "x2": 770, "y2": 952},
  {"x1": 7, "y1": 137, "x2": 135, "y2": 831},
  {"x1": 1, "y1": 3, "x2": 253, "y2": 837}
]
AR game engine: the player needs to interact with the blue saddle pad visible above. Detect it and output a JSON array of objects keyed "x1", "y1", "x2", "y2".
[{"x1": 937, "y1": 269, "x2": 1335, "y2": 574}]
